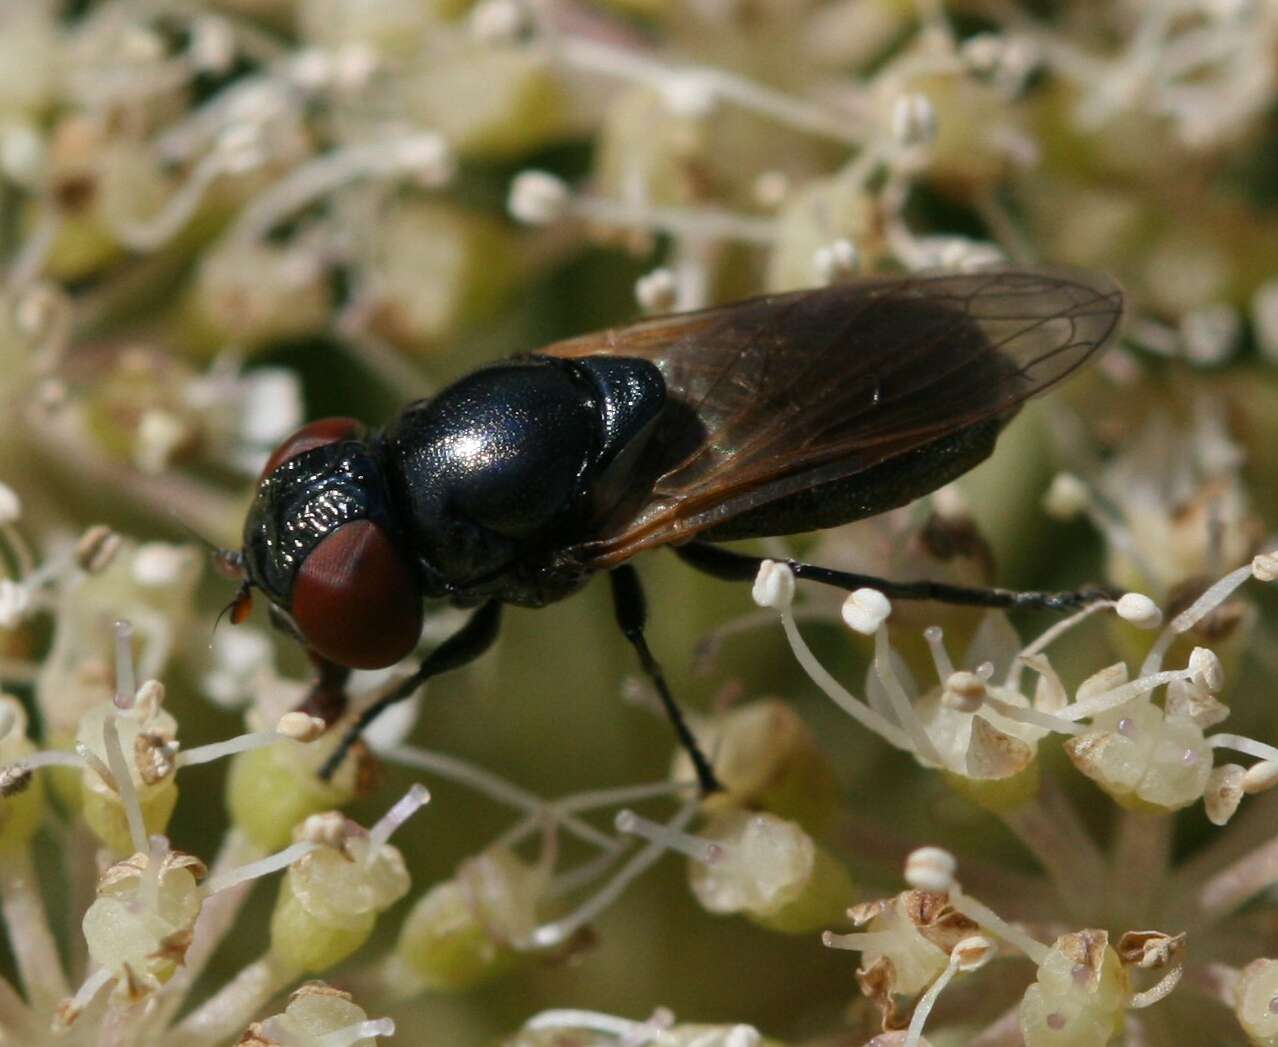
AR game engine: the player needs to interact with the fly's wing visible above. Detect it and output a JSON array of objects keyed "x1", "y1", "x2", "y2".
[{"x1": 541, "y1": 268, "x2": 1123, "y2": 566}]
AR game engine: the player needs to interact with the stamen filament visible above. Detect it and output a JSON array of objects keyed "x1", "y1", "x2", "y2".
[
  {"x1": 924, "y1": 626, "x2": 954, "y2": 680},
  {"x1": 202, "y1": 841, "x2": 318, "y2": 896},
  {"x1": 1141, "y1": 564, "x2": 1253, "y2": 675},
  {"x1": 905, "y1": 952, "x2": 961, "y2": 1047},
  {"x1": 614, "y1": 809, "x2": 721, "y2": 865},
  {"x1": 875, "y1": 627, "x2": 946, "y2": 766},
  {"x1": 176, "y1": 730, "x2": 286, "y2": 767},
  {"x1": 366, "y1": 784, "x2": 430, "y2": 860},
  {"x1": 1056, "y1": 669, "x2": 1191, "y2": 721},
  {"x1": 20, "y1": 749, "x2": 86, "y2": 771},
  {"x1": 102, "y1": 716, "x2": 148, "y2": 855},
  {"x1": 1007, "y1": 600, "x2": 1114, "y2": 691},
  {"x1": 820, "y1": 929, "x2": 900, "y2": 951},
  {"x1": 1208, "y1": 734, "x2": 1278, "y2": 762},
  {"x1": 949, "y1": 888, "x2": 1049, "y2": 965},
  {"x1": 528, "y1": 802, "x2": 698, "y2": 949},
  {"x1": 778, "y1": 608, "x2": 914, "y2": 752},
  {"x1": 114, "y1": 620, "x2": 136, "y2": 709}
]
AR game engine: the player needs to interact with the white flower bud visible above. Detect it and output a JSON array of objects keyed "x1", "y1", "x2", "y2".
[
  {"x1": 635, "y1": 268, "x2": 679, "y2": 313},
  {"x1": 508, "y1": 171, "x2": 570, "y2": 225},
  {"x1": 661, "y1": 72, "x2": 718, "y2": 118},
  {"x1": 1188, "y1": 646, "x2": 1224, "y2": 693},
  {"x1": 131, "y1": 543, "x2": 190, "y2": 588},
  {"x1": 0, "y1": 580, "x2": 31, "y2": 629},
  {"x1": 751, "y1": 560, "x2": 795, "y2": 610},
  {"x1": 397, "y1": 134, "x2": 455, "y2": 188},
  {"x1": 724, "y1": 1026, "x2": 763, "y2": 1047},
  {"x1": 468, "y1": 0, "x2": 532, "y2": 44},
  {"x1": 891, "y1": 92, "x2": 937, "y2": 148},
  {"x1": 277, "y1": 712, "x2": 327, "y2": 742},
  {"x1": 961, "y1": 32, "x2": 1005, "y2": 73},
  {"x1": 752, "y1": 170, "x2": 789, "y2": 209},
  {"x1": 1252, "y1": 279, "x2": 1278, "y2": 363},
  {"x1": 0, "y1": 483, "x2": 20, "y2": 526},
  {"x1": 189, "y1": 17, "x2": 236, "y2": 73},
  {"x1": 904, "y1": 846, "x2": 956, "y2": 892},
  {"x1": 1116, "y1": 593, "x2": 1162, "y2": 629},
  {"x1": 1251, "y1": 550, "x2": 1278, "y2": 582},
  {"x1": 135, "y1": 409, "x2": 189, "y2": 474},
  {"x1": 841, "y1": 588, "x2": 891, "y2": 634},
  {"x1": 813, "y1": 239, "x2": 859, "y2": 284},
  {"x1": 1042, "y1": 472, "x2": 1089, "y2": 519},
  {"x1": 1180, "y1": 303, "x2": 1240, "y2": 365},
  {"x1": 332, "y1": 42, "x2": 379, "y2": 91},
  {"x1": 0, "y1": 124, "x2": 43, "y2": 187},
  {"x1": 289, "y1": 48, "x2": 333, "y2": 89}
]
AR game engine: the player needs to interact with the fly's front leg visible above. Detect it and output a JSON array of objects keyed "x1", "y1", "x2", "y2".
[
  {"x1": 318, "y1": 600, "x2": 504, "y2": 781},
  {"x1": 675, "y1": 541, "x2": 1118, "y2": 612},
  {"x1": 609, "y1": 564, "x2": 721, "y2": 795}
]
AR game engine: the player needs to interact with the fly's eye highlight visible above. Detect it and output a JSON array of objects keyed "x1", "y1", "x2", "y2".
[
  {"x1": 291, "y1": 520, "x2": 423, "y2": 670},
  {"x1": 260, "y1": 417, "x2": 367, "y2": 480}
]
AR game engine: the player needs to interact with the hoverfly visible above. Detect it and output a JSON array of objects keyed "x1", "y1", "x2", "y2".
[{"x1": 227, "y1": 267, "x2": 1123, "y2": 792}]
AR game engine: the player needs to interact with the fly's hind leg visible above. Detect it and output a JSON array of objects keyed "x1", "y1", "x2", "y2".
[
  {"x1": 317, "y1": 600, "x2": 504, "y2": 781},
  {"x1": 609, "y1": 564, "x2": 721, "y2": 795},
  {"x1": 675, "y1": 541, "x2": 1118, "y2": 612}
]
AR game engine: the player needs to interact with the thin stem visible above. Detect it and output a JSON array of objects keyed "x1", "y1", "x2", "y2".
[
  {"x1": 174, "y1": 952, "x2": 299, "y2": 1046},
  {"x1": 147, "y1": 828, "x2": 264, "y2": 1033},
  {"x1": 0, "y1": 969, "x2": 40, "y2": 1043},
  {"x1": 998, "y1": 780, "x2": 1105, "y2": 920},
  {"x1": 527, "y1": 802, "x2": 698, "y2": 949},
  {"x1": 1109, "y1": 808, "x2": 1173, "y2": 926},
  {"x1": 552, "y1": 35, "x2": 871, "y2": 146},
  {"x1": 384, "y1": 746, "x2": 614, "y2": 851},
  {"x1": 0, "y1": 849, "x2": 70, "y2": 1011},
  {"x1": 1194, "y1": 835, "x2": 1278, "y2": 925}
]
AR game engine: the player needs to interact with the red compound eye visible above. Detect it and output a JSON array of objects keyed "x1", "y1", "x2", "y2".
[
  {"x1": 260, "y1": 417, "x2": 365, "y2": 480},
  {"x1": 291, "y1": 520, "x2": 423, "y2": 670}
]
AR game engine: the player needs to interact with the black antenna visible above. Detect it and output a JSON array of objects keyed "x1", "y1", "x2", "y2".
[{"x1": 168, "y1": 510, "x2": 244, "y2": 580}]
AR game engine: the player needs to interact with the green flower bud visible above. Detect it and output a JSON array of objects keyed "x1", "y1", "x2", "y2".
[
  {"x1": 389, "y1": 846, "x2": 545, "y2": 993},
  {"x1": 225, "y1": 732, "x2": 359, "y2": 852},
  {"x1": 1019, "y1": 931, "x2": 1129, "y2": 1047},
  {"x1": 269, "y1": 814, "x2": 411, "y2": 973},
  {"x1": 688, "y1": 810, "x2": 853, "y2": 934}
]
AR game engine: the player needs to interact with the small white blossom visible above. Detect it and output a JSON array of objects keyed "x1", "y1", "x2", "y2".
[
  {"x1": 635, "y1": 268, "x2": 679, "y2": 313},
  {"x1": 891, "y1": 92, "x2": 937, "y2": 148},
  {"x1": 469, "y1": 0, "x2": 532, "y2": 44},
  {"x1": 813, "y1": 239, "x2": 859, "y2": 283},
  {"x1": 508, "y1": 171, "x2": 571, "y2": 225},
  {"x1": 0, "y1": 580, "x2": 31, "y2": 629},
  {"x1": 0, "y1": 482, "x2": 21, "y2": 525}
]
